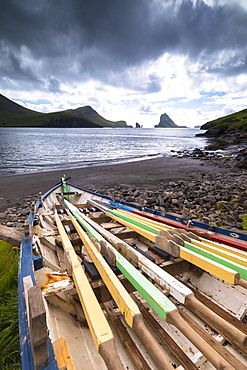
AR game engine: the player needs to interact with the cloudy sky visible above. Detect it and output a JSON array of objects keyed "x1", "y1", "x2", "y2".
[{"x1": 1, "y1": 0, "x2": 247, "y2": 128}]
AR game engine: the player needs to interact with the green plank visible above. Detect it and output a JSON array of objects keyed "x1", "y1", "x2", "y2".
[
  {"x1": 62, "y1": 176, "x2": 69, "y2": 200},
  {"x1": 109, "y1": 209, "x2": 159, "y2": 235},
  {"x1": 64, "y1": 200, "x2": 176, "y2": 318},
  {"x1": 115, "y1": 251, "x2": 176, "y2": 319},
  {"x1": 184, "y1": 242, "x2": 247, "y2": 281}
]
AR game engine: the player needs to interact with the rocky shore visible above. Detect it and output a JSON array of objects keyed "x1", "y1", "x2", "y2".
[
  {"x1": 0, "y1": 149, "x2": 246, "y2": 233},
  {"x1": 100, "y1": 170, "x2": 247, "y2": 232}
]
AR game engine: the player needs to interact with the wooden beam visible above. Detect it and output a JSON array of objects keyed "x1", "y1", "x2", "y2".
[
  {"x1": 65, "y1": 204, "x2": 175, "y2": 370},
  {"x1": 53, "y1": 337, "x2": 76, "y2": 370},
  {"x1": 68, "y1": 207, "x2": 247, "y2": 353},
  {"x1": 104, "y1": 302, "x2": 152, "y2": 370},
  {"x1": 180, "y1": 246, "x2": 239, "y2": 284},
  {"x1": 65, "y1": 201, "x2": 176, "y2": 319},
  {"x1": 191, "y1": 239, "x2": 247, "y2": 268},
  {"x1": 0, "y1": 224, "x2": 22, "y2": 246},
  {"x1": 183, "y1": 242, "x2": 247, "y2": 283},
  {"x1": 54, "y1": 211, "x2": 124, "y2": 370},
  {"x1": 178, "y1": 308, "x2": 247, "y2": 370},
  {"x1": 133, "y1": 296, "x2": 198, "y2": 370},
  {"x1": 28, "y1": 285, "x2": 49, "y2": 370},
  {"x1": 180, "y1": 279, "x2": 247, "y2": 336}
]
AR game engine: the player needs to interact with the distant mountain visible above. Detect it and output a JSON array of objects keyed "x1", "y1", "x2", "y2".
[
  {"x1": 0, "y1": 94, "x2": 128, "y2": 128},
  {"x1": 154, "y1": 113, "x2": 186, "y2": 128}
]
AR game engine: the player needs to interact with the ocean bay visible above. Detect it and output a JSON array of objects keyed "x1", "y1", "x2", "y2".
[{"x1": 0, "y1": 127, "x2": 206, "y2": 175}]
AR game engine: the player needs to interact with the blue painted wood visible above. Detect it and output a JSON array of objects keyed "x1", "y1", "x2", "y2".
[
  {"x1": 65, "y1": 182, "x2": 247, "y2": 242},
  {"x1": 18, "y1": 187, "x2": 60, "y2": 370}
]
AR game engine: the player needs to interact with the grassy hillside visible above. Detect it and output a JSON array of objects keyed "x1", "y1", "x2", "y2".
[
  {"x1": 0, "y1": 94, "x2": 128, "y2": 128},
  {"x1": 200, "y1": 109, "x2": 247, "y2": 136}
]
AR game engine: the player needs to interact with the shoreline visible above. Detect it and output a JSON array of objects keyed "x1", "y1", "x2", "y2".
[{"x1": 0, "y1": 156, "x2": 229, "y2": 213}]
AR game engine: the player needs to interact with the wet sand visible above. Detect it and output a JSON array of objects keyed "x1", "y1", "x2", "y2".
[{"x1": 0, "y1": 156, "x2": 228, "y2": 212}]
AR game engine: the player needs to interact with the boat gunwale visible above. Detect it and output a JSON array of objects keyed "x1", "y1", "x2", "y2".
[{"x1": 18, "y1": 182, "x2": 62, "y2": 370}]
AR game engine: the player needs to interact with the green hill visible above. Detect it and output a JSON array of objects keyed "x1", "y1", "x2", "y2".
[
  {"x1": 0, "y1": 94, "x2": 128, "y2": 128},
  {"x1": 200, "y1": 109, "x2": 247, "y2": 134},
  {"x1": 197, "y1": 108, "x2": 247, "y2": 147}
]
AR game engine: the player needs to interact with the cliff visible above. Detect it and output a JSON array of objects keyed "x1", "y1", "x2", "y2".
[{"x1": 155, "y1": 113, "x2": 177, "y2": 128}]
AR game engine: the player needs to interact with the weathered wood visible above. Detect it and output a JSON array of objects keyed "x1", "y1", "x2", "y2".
[
  {"x1": 28, "y1": 285, "x2": 49, "y2": 370},
  {"x1": 133, "y1": 295, "x2": 198, "y2": 370},
  {"x1": 179, "y1": 279, "x2": 247, "y2": 336},
  {"x1": 54, "y1": 212, "x2": 116, "y2": 350},
  {"x1": 66, "y1": 205, "x2": 175, "y2": 370},
  {"x1": 53, "y1": 336, "x2": 76, "y2": 370},
  {"x1": 167, "y1": 309, "x2": 236, "y2": 370},
  {"x1": 161, "y1": 258, "x2": 191, "y2": 276},
  {"x1": 76, "y1": 207, "x2": 247, "y2": 355},
  {"x1": 178, "y1": 307, "x2": 247, "y2": 370},
  {"x1": 104, "y1": 302, "x2": 152, "y2": 370},
  {"x1": 184, "y1": 242, "x2": 247, "y2": 282},
  {"x1": 90, "y1": 276, "x2": 136, "y2": 303},
  {"x1": 185, "y1": 294, "x2": 247, "y2": 356},
  {"x1": 66, "y1": 202, "x2": 177, "y2": 319},
  {"x1": 101, "y1": 221, "x2": 121, "y2": 229},
  {"x1": 0, "y1": 224, "x2": 22, "y2": 246}
]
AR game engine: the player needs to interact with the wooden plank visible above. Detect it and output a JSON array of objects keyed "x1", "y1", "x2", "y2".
[
  {"x1": 66, "y1": 202, "x2": 177, "y2": 319},
  {"x1": 74, "y1": 205, "x2": 247, "y2": 353},
  {"x1": 66, "y1": 200, "x2": 235, "y2": 369},
  {"x1": 65, "y1": 209, "x2": 140, "y2": 327},
  {"x1": 70, "y1": 209, "x2": 194, "y2": 305},
  {"x1": 178, "y1": 308, "x2": 247, "y2": 370},
  {"x1": 133, "y1": 296, "x2": 198, "y2": 370},
  {"x1": 101, "y1": 221, "x2": 122, "y2": 229},
  {"x1": 116, "y1": 208, "x2": 171, "y2": 232},
  {"x1": 193, "y1": 236, "x2": 247, "y2": 259},
  {"x1": 191, "y1": 239, "x2": 247, "y2": 268},
  {"x1": 115, "y1": 251, "x2": 176, "y2": 320},
  {"x1": 65, "y1": 203, "x2": 175, "y2": 370},
  {"x1": 180, "y1": 246, "x2": 239, "y2": 285},
  {"x1": 54, "y1": 212, "x2": 114, "y2": 349},
  {"x1": 110, "y1": 209, "x2": 160, "y2": 235},
  {"x1": 0, "y1": 224, "x2": 22, "y2": 246},
  {"x1": 179, "y1": 279, "x2": 247, "y2": 336},
  {"x1": 104, "y1": 302, "x2": 152, "y2": 370},
  {"x1": 54, "y1": 211, "x2": 125, "y2": 370},
  {"x1": 106, "y1": 212, "x2": 157, "y2": 242},
  {"x1": 53, "y1": 337, "x2": 76, "y2": 370},
  {"x1": 183, "y1": 242, "x2": 247, "y2": 281},
  {"x1": 28, "y1": 285, "x2": 49, "y2": 370}
]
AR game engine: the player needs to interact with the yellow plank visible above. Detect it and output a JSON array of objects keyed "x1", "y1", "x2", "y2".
[
  {"x1": 54, "y1": 212, "x2": 113, "y2": 350},
  {"x1": 106, "y1": 211, "x2": 157, "y2": 243},
  {"x1": 192, "y1": 239, "x2": 247, "y2": 268},
  {"x1": 53, "y1": 337, "x2": 76, "y2": 370},
  {"x1": 194, "y1": 236, "x2": 247, "y2": 258},
  {"x1": 68, "y1": 211, "x2": 140, "y2": 328},
  {"x1": 180, "y1": 246, "x2": 238, "y2": 285},
  {"x1": 116, "y1": 209, "x2": 171, "y2": 232}
]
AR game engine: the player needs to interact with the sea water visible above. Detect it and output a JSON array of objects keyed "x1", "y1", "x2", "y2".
[{"x1": 0, "y1": 127, "x2": 206, "y2": 175}]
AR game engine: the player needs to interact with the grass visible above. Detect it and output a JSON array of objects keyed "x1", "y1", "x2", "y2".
[
  {"x1": 241, "y1": 215, "x2": 247, "y2": 231},
  {"x1": 0, "y1": 240, "x2": 20, "y2": 369}
]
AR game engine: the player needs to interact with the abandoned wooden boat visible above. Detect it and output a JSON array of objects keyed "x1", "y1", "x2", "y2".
[{"x1": 19, "y1": 176, "x2": 247, "y2": 370}]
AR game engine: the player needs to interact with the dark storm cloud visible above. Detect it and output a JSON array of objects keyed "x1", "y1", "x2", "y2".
[{"x1": 0, "y1": 0, "x2": 247, "y2": 92}]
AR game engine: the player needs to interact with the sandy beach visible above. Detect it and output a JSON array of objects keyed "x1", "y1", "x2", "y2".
[{"x1": 0, "y1": 156, "x2": 228, "y2": 213}]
